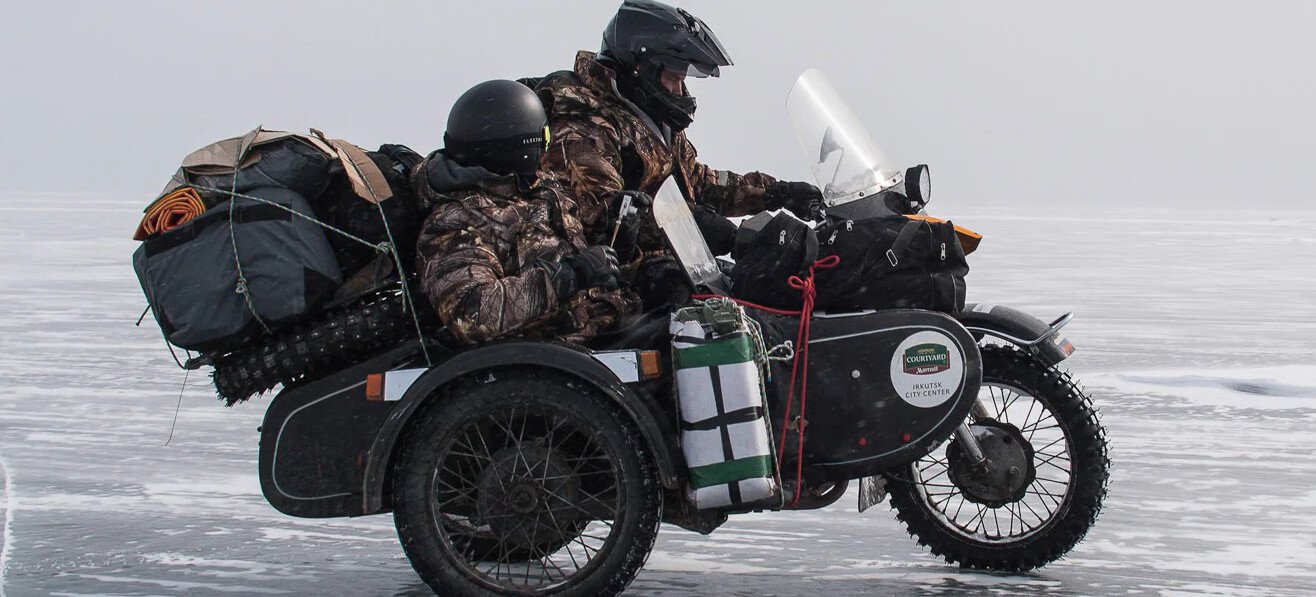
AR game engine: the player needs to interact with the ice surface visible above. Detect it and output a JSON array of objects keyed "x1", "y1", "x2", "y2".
[{"x1": 1, "y1": 194, "x2": 1315, "y2": 595}]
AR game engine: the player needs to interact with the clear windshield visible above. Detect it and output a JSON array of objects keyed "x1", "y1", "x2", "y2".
[
  {"x1": 651, "y1": 177, "x2": 727, "y2": 292},
  {"x1": 786, "y1": 68, "x2": 901, "y2": 207}
]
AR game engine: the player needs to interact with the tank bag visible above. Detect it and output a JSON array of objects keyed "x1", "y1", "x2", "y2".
[{"x1": 671, "y1": 300, "x2": 779, "y2": 509}]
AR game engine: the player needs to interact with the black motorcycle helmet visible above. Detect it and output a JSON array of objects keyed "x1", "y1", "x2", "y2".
[
  {"x1": 443, "y1": 79, "x2": 550, "y2": 176},
  {"x1": 599, "y1": 0, "x2": 733, "y2": 131}
]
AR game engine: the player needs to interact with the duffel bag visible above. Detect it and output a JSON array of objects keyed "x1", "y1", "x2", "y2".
[
  {"x1": 133, "y1": 186, "x2": 342, "y2": 355},
  {"x1": 814, "y1": 215, "x2": 968, "y2": 313},
  {"x1": 729, "y1": 211, "x2": 818, "y2": 309},
  {"x1": 190, "y1": 137, "x2": 333, "y2": 202}
]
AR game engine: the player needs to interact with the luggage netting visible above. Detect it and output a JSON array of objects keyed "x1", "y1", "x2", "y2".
[{"x1": 170, "y1": 156, "x2": 434, "y2": 402}]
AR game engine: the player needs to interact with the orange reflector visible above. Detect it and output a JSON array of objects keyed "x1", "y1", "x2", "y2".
[
  {"x1": 639, "y1": 350, "x2": 662, "y2": 380},
  {"x1": 365, "y1": 373, "x2": 384, "y2": 401}
]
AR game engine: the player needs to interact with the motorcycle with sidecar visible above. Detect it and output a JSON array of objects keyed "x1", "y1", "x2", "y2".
[{"x1": 253, "y1": 70, "x2": 1109, "y2": 596}]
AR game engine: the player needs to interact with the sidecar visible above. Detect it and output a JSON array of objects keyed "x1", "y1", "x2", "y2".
[{"x1": 255, "y1": 305, "x2": 991, "y2": 517}]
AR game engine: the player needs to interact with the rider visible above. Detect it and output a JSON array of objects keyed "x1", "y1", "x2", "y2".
[
  {"x1": 413, "y1": 80, "x2": 640, "y2": 344},
  {"x1": 531, "y1": 0, "x2": 824, "y2": 259}
]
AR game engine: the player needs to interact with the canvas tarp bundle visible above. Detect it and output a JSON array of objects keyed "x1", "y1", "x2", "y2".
[
  {"x1": 156, "y1": 126, "x2": 393, "y2": 206},
  {"x1": 671, "y1": 302, "x2": 778, "y2": 509},
  {"x1": 133, "y1": 187, "x2": 342, "y2": 354}
]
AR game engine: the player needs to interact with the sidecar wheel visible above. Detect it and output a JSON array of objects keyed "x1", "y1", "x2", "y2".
[
  {"x1": 392, "y1": 372, "x2": 662, "y2": 596},
  {"x1": 886, "y1": 345, "x2": 1109, "y2": 572}
]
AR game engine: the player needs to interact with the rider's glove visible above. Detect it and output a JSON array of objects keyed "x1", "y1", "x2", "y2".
[
  {"x1": 691, "y1": 204, "x2": 737, "y2": 256},
  {"x1": 764, "y1": 181, "x2": 823, "y2": 221},
  {"x1": 608, "y1": 190, "x2": 653, "y2": 262},
  {"x1": 635, "y1": 255, "x2": 691, "y2": 311},
  {"x1": 538, "y1": 245, "x2": 621, "y2": 301},
  {"x1": 376, "y1": 143, "x2": 424, "y2": 176}
]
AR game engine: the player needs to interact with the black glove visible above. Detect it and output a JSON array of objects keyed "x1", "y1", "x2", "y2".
[
  {"x1": 691, "y1": 204, "x2": 737, "y2": 256},
  {"x1": 568, "y1": 245, "x2": 621, "y2": 292},
  {"x1": 636, "y1": 255, "x2": 691, "y2": 310},
  {"x1": 608, "y1": 190, "x2": 653, "y2": 262},
  {"x1": 764, "y1": 181, "x2": 823, "y2": 221},
  {"x1": 376, "y1": 143, "x2": 424, "y2": 176},
  {"x1": 539, "y1": 245, "x2": 620, "y2": 301}
]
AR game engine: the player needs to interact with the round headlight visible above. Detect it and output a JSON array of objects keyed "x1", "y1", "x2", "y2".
[{"x1": 905, "y1": 164, "x2": 931, "y2": 212}]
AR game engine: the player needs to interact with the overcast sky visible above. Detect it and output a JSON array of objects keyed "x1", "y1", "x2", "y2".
[{"x1": 2, "y1": 1, "x2": 1314, "y2": 213}]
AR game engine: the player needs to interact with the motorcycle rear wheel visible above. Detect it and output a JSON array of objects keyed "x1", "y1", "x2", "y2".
[{"x1": 886, "y1": 345, "x2": 1109, "y2": 571}]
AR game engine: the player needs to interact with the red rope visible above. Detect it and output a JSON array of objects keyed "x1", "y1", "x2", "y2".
[{"x1": 692, "y1": 254, "x2": 839, "y2": 506}]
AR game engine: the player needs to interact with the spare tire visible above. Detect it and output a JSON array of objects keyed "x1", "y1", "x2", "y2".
[{"x1": 211, "y1": 290, "x2": 422, "y2": 405}]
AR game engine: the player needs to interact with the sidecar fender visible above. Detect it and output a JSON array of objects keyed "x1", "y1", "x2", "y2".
[
  {"x1": 360, "y1": 341, "x2": 682, "y2": 515},
  {"x1": 958, "y1": 303, "x2": 1076, "y2": 366}
]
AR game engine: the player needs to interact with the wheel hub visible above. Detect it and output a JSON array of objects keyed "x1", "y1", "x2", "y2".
[
  {"x1": 946, "y1": 420, "x2": 1036, "y2": 507},
  {"x1": 475, "y1": 444, "x2": 581, "y2": 547}
]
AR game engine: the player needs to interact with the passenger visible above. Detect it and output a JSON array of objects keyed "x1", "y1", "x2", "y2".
[
  {"x1": 413, "y1": 80, "x2": 640, "y2": 345},
  {"x1": 530, "y1": 0, "x2": 825, "y2": 258}
]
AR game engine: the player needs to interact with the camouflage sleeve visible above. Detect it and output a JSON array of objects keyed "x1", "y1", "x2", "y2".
[
  {"x1": 678, "y1": 134, "x2": 778, "y2": 218},
  {"x1": 541, "y1": 114, "x2": 626, "y2": 233},
  {"x1": 415, "y1": 203, "x2": 560, "y2": 345}
]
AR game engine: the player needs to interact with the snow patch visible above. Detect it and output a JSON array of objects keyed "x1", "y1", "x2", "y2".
[
  {"x1": 73, "y1": 573, "x2": 289, "y2": 594},
  {"x1": 0, "y1": 454, "x2": 13, "y2": 597},
  {"x1": 1088, "y1": 365, "x2": 1316, "y2": 410},
  {"x1": 644, "y1": 550, "x2": 777, "y2": 574}
]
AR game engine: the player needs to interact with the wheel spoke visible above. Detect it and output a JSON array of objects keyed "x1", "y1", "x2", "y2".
[{"x1": 919, "y1": 457, "x2": 949, "y2": 475}]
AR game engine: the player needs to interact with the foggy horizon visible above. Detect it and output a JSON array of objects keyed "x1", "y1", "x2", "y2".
[{"x1": 2, "y1": 1, "x2": 1314, "y2": 214}]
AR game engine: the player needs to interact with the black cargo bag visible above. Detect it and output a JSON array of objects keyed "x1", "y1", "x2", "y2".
[
  {"x1": 314, "y1": 150, "x2": 422, "y2": 279},
  {"x1": 814, "y1": 215, "x2": 968, "y2": 313},
  {"x1": 133, "y1": 187, "x2": 342, "y2": 354},
  {"x1": 190, "y1": 137, "x2": 333, "y2": 202},
  {"x1": 730, "y1": 211, "x2": 818, "y2": 309}
]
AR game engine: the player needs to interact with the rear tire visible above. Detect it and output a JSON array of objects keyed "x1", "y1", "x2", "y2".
[
  {"x1": 886, "y1": 345, "x2": 1109, "y2": 571},
  {"x1": 392, "y1": 372, "x2": 662, "y2": 596}
]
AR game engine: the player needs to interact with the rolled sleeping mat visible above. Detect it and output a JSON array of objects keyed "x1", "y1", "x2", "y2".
[{"x1": 133, "y1": 187, "x2": 208, "y2": 241}]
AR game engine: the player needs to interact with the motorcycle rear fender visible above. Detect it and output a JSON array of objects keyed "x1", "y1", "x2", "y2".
[
  {"x1": 360, "y1": 341, "x2": 682, "y2": 515},
  {"x1": 958, "y1": 303, "x2": 1075, "y2": 366}
]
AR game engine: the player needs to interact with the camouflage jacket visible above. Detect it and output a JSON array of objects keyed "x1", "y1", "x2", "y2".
[
  {"x1": 413, "y1": 153, "x2": 639, "y2": 345},
  {"x1": 535, "y1": 51, "x2": 777, "y2": 242}
]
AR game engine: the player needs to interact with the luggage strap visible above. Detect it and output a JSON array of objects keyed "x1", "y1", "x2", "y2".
[
  {"x1": 884, "y1": 219, "x2": 923, "y2": 267},
  {"x1": 681, "y1": 406, "x2": 766, "y2": 431}
]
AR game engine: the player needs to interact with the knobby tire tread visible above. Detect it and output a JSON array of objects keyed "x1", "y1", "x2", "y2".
[
  {"x1": 391, "y1": 372, "x2": 662, "y2": 596},
  {"x1": 211, "y1": 291, "x2": 417, "y2": 405},
  {"x1": 886, "y1": 345, "x2": 1110, "y2": 572}
]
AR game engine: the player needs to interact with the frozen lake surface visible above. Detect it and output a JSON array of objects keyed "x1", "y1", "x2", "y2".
[{"x1": 2, "y1": 194, "x2": 1315, "y2": 595}]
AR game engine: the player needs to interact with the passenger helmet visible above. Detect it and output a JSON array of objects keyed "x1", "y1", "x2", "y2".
[
  {"x1": 600, "y1": 0, "x2": 733, "y2": 131},
  {"x1": 444, "y1": 80, "x2": 550, "y2": 176}
]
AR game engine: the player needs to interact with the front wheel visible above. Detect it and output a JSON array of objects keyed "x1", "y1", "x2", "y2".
[
  {"x1": 392, "y1": 372, "x2": 662, "y2": 596},
  {"x1": 886, "y1": 345, "x2": 1110, "y2": 571}
]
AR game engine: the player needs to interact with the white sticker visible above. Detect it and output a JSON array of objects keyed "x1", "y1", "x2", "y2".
[
  {"x1": 971, "y1": 303, "x2": 996, "y2": 314},
  {"x1": 889, "y1": 331, "x2": 965, "y2": 408}
]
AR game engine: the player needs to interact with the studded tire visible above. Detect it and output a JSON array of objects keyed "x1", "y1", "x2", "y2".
[
  {"x1": 886, "y1": 345, "x2": 1110, "y2": 571},
  {"x1": 211, "y1": 291, "x2": 418, "y2": 404}
]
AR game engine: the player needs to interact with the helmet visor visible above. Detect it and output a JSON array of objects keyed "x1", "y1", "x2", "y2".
[{"x1": 652, "y1": 54, "x2": 721, "y2": 78}]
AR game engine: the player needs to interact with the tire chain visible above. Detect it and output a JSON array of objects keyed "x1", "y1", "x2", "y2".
[{"x1": 211, "y1": 291, "x2": 419, "y2": 405}]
